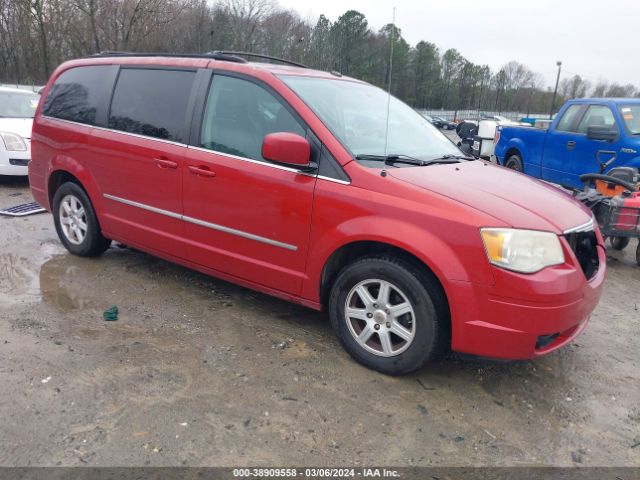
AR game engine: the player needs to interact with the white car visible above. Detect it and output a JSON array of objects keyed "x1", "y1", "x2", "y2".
[{"x1": 0, "y1": 87, "x2": 39, "y2": 176}]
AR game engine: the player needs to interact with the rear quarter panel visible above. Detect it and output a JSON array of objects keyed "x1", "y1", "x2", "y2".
[
  {"x1": 495, "y1": 126, "x2": 546, "y2": 178},
  {"x1": 30, "y1": 117, "x2": 108, "y2": 218}
]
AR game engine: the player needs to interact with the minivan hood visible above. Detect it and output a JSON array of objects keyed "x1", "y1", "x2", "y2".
[
  {"x1": 0, "y1": 117, "x2": 33, "y2": 139},
  {"x1": 389, "y1": 161, "x2": 592, "y2": 233}
]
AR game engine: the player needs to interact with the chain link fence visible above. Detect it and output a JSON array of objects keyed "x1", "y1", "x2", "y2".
[{"x1": 418, "y1": 109, "x2": 550, "y2": 122}]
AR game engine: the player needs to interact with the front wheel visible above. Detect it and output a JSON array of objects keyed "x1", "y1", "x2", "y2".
[
  {"x1": 610, "y1": 236, "x2": 630, "y2": 251},
  {"x1": 328, "y1": 256, "x2": 449, "y2": 375},
  {"x1": 636, "y1": 241, "x2": 640, "y2": 266},
  {"x1": 505, "y1": 153, "x2": 524, "y2": 172},
  {"x1": 52, "y1": 182, "x2": 111, "y2": 257}
]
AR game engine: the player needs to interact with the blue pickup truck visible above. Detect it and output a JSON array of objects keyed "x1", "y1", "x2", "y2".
[{"x1": 495, "y1": 98, "x2": 640, "y2": 189}]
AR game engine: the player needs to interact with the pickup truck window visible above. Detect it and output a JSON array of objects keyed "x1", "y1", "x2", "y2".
[
  {"x1": 576, "y1": 105, "x2": 617, "y2": 134},
  {"x1": 556, "y1": 105, "x2": 582, "y2": 132},
  {"x1": 619, "y1": 105, "x2": 640, "y2": 135}
]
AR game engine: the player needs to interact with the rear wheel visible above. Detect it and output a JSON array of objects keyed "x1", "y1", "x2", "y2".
[
  {"x1": 53, "y1": 182, "x2": 111, "y2": 257},
  {"x1": 328, "y1": 256, "x2": 449, "y2": 375},
  {"x1": 505, "y1": 153, "x2": 524, "y2": 172},
  {"x1": 610, "y1": 236, "x2": 630, "y2": 250}
]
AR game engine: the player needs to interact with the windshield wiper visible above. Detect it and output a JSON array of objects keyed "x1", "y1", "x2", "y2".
[
  {"x1": 355, "y1": 154, "x2": 426, "y2": 166},
  {"x1": 427, "y1": 154, "x2": 476, "y2": 162}
]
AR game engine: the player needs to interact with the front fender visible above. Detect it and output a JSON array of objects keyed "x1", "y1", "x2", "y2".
[{"x1": 301, "y1": 215, "x2": 494, "y2": 304}]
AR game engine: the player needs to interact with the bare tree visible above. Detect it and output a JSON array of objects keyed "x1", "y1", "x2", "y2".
[
  {"x1": 0, "y1": 0, "x2": 637, "y2": 116},
  {"x1": 222, "y1": 0, "x2": 272, "y2": 51}
]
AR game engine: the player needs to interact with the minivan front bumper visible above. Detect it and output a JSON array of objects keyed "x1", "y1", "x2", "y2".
[{"x1": 447, "y1": 241, "x2": 606, "y2": 360}]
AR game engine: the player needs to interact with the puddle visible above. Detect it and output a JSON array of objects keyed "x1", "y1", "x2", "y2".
[
  {"x1": 39, "y1": 255, "x2": 100, "y2": 311},
  {"x1": 0, "y1": 247, "x2": 105, "y2": 311},
  {"x1": 0, "y1": 253, "x2": 35, "y2": 296},
  {"x1": 0, "y1": 243, "x2": 62, "y2": 307}
]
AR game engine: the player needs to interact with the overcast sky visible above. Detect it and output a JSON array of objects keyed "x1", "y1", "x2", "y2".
[{"x1": 277, "y1": 0, "x2": 638, "y2": 89}]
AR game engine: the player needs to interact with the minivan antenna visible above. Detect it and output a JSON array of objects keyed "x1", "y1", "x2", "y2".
[{"x1": 383, "y1": 7, "x2": 396, "y2": 156}]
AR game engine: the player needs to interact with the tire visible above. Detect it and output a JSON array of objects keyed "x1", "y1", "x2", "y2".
[
  {"x1": 328, "y1": 256, "x2": 449, "y2": 375},
  {"x1": 610, "y1": 236, "x2": 630, "y2": 251},
  {"x1": 636, "y1": 241, "x2": 640, "y2": 266},
  {"x1": 505, "y1": 153, "x2": 524, "y2": 172},
  {"x1": 52, "y1": 181, "x2": 111, "y2": 257}
]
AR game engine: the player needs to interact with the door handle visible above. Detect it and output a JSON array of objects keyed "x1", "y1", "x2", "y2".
[
  {"x1": 155, "y1": 158, "x2": 178, "y2": 169},
  {"x1": 188, "y1": 165, "x2": 216, "y2": 178},
  {"x1": 566, "y1": 141, "x2": 576, "y2": 150}
]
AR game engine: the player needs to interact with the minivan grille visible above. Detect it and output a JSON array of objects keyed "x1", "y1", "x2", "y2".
[{"x1": 564, "y1": 229, "x2": 599, "y2": 280}]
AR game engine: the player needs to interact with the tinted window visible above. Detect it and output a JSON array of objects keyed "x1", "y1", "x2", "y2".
[
  {"x1": 109, "y1": 69, "x2": 195, "y2": 142},
  {"x1": 200, "y1": 75, "x2": 305, "y2": 161},
  {"x1": 577, "y1": 105, "x2": 617, "y2": 134},
  {"x1": 555, "y1": 104, "x2": 582, "y2": 132},
  {"x1": 43, "y1": 66, "x2": 111, "y2": 125}
]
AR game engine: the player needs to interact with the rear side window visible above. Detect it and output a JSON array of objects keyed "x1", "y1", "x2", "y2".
[
  {"x1": 43, "y1": 66, "x2": 111, "y2": 125},
  {"x1": 200, "y1": 75, "x2": 305, "y2": 161},
  {"x1": 577, "y1": 105, "x2": 617, "y2": 134},
  {"x1": 555, "y1": 104, "x2": 582, "y2": 132},
  {"x1": 109, "y1": 68, "x2": 195, "y2": 142}
]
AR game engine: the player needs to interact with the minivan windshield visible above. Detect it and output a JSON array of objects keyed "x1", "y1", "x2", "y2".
[
  {"x1": 0, "y1": 90, "x2": 39, "y2": 118},
  {"x1": 619, "y1": 105, "x2": 640, "y2": 135},
  {"x1": 280, "y1": 76, "x2": 460, "y2": 162}
]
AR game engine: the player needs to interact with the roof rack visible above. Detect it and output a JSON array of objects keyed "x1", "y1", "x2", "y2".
[
  {"x1": 91, "y1": 51, "x2": 248, "y2": 63},
  {"x1": 211, "y1": 51, "x2": 308, "y2": 68},
  {"x1": 90, "y1": 51, "x2": 308, "y2": 69}
]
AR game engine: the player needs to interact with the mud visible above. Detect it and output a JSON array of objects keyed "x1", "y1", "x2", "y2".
[{"x1": 0, "y1": 176, "x2": 638, "y2": 467}]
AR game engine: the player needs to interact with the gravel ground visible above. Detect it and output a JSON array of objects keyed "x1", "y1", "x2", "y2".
[{"x1": 0, "y1": 175, "x2": 639, "y2": 468}]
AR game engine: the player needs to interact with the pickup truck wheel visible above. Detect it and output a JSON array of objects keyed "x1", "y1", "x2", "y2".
[
  {"x1": 505, "y1": 153, "x2": 524, "y2": 172},
  {"x1": 328, "y1": 256, "x2": 449, "y2": 375},
  {"x1": 53, "y1": 182, "x2": 111, "y2": 257},
  {"x1": 610, "y1": 236, "x2": 630, "y2": 250}
]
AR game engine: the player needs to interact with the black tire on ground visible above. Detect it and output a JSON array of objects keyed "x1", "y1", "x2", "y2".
[
  {"x1": 636, "y1": 241, "x2": 640, "y2": 266},
  {"x1": 610, "y1": 236, "x2": 630, "y2": 251},
  {"x1": 505, "y1": 153, "x2": 524, "y2": 172},
  {"x1": 52, "y1": 181, "x2": 111, "y2": 257},
  {"x1": 328, "y1": 256, "x2": 449, "y2": 375}
]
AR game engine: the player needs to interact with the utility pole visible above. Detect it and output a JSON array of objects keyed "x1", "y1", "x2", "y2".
[
  {"x1": 477, "y1": 76, "x2": 485, "y2": 121},
  {"x1": 550, "y1": 60, "x2": 562, "y2": 119}
]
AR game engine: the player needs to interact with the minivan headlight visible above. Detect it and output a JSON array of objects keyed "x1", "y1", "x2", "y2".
[
  {"x1": 480, "y1": 228, "x2": 564, "y2": 273},
  {"x1": 0, "y1": 132, "x2": 27, "y2": 151}
]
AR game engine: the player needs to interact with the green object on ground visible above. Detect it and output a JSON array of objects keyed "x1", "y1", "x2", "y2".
[{"x1": 103, "y1": 306, "x2": 119, "y2": 321}]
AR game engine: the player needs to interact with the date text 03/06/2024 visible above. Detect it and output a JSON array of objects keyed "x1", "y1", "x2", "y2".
[{"x1": 232, "y1": 468, "x2": 400, "y2": 477}]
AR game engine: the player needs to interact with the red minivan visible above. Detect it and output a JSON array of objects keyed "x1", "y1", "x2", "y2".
[{"x1": 29, "y1": 52, "x2": 606, "y2": 374}]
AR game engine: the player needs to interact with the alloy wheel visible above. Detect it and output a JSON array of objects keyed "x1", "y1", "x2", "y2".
[
  {"x1": 58, "y1": 194, "x2": 88, "y2": 245},
  {"x1": 344, "y1": 279, "x2": 416, "y2": 357}
]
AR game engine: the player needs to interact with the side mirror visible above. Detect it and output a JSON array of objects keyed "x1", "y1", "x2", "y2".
[
  {"x1": 587, "y1": 125, "x2": 617, "y2": 142},
  {"x1": 262, "y1": 132, "x2": 311, "y2": 168}
]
